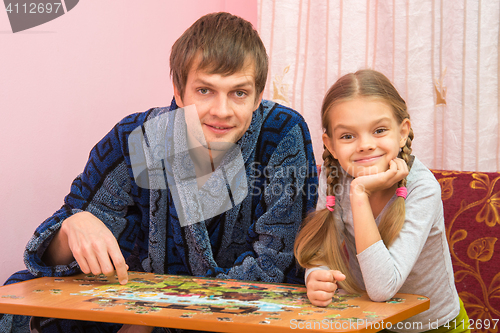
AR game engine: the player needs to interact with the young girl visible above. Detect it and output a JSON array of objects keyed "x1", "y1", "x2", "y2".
[{"x1": 295, "y1": 69, "x2": 469, "y2": 332}]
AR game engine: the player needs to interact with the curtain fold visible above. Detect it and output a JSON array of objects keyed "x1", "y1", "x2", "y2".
[{"x1": 258, "y1": 0, "x2": 500, "y2": 172}]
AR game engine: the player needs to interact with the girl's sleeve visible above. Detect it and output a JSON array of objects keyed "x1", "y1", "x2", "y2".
[
  {"x1": 355, "y1": 172, "x2": 443, "y2": 301},
  {"x1": 316, "y1": 164, "x2": 327, "y2": 210}
]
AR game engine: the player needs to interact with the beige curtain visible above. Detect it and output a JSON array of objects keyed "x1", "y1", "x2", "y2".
[{"x1": 258, "y1": 0, "x2": 500, "y2": 172}]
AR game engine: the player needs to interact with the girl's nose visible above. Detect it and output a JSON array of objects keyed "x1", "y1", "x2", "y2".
[{"x1": 357, "y1": 135, "x2": 375, "y2": 152}]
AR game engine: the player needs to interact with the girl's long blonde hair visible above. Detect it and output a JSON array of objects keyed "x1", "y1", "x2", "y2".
[{"x1": 294, "y1": 69, "x2": 414, "y2": 293}]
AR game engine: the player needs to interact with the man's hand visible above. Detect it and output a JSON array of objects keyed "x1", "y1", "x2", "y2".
[
  {"x1": 350, "y1": 158, "x2": 408, "y2": 197},
  {"x1": 43, "y1": 211, "x2": 129, "y2": 284},
  {"x1": 117, "y1": 325, "x2": 154, "y2": 333},
  {"x1": 306, "y1": 270, "x2": 346, "y2": 307}
]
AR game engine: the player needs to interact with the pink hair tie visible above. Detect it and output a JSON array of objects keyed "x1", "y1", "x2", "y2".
[
  {"x1": 326, "y1": 195, "x2": 335, "y2": 212},
  {"x1": 396, "y1": 187, "x2": 407, "y2": 199}
]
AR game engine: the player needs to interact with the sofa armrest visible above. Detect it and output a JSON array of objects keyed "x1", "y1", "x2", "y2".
[{"x1": 432, "y1": 170, "x2": 500, "y2": 327}]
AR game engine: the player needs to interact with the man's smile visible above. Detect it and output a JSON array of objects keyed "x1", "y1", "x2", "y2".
[{"x1": 204, "y1": 123, "x2": 234, "y2": 134}]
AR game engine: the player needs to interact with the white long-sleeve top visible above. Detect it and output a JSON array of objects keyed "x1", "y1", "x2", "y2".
[{"x1": 308, "y1": 156, "x2": 460, "y2": 333}]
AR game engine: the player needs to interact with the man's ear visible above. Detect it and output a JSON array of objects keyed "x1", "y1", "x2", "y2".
[
  {"x1": 322, "y1": 133, "x2": 337, "y2": 159},
  {"x1": 254, "y1": 90, "x2": 264, "y2": 110},
  {"x1": 399, "y1": 118, "x2": 411, "y2": 148},
  {"x1": 173, "y1": 84, "x2": 184, "y2": 108}
]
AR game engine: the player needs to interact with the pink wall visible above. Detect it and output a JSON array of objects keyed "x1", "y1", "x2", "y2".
[{"x1": 0, "y1": 0, "x2": 257, "y2": 284}]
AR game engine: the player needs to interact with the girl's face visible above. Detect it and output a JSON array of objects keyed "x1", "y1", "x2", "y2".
[{"x1": 322, "y1": 98, "x2": 410, "y2": 178}]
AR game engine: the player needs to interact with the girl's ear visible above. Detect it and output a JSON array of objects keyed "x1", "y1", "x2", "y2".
[
  {"x1": 322, "y1": 133, "x2": 337, "y2": 159},
  {"x1": 399, "y1": 119, "x2": 411, "y2": 148}
]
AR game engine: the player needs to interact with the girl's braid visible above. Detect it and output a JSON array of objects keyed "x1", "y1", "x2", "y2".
[
  {"x1": 323, "y1": 147, "x2": 340, "y2": 196},
  {"x1": 398, "y1": 127, "x2": 414, "y2": 187}
]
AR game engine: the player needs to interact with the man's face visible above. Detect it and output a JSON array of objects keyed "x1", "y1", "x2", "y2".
[{"x1": 174, "y1": 58, "x2": 263, "y2": 152}]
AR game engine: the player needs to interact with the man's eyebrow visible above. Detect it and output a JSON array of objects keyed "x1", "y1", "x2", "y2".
[
  {"x1": 192, "y1": 78, "x2": 214, "y2": 87},
  {"x1": 232, "y1": 82, "x2": 254, "y2": 89},
  {"x1": 193, "y1": 78, "x2": 254, "y2": 89}
]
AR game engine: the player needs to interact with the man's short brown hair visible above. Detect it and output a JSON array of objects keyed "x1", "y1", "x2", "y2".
[{"x1": 170, "y1": 12, "x2": 268, "y2": 99}]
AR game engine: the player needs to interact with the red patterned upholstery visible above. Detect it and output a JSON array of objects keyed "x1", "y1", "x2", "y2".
[
  {"x1": 317, "y1": 166, "x2": 500, "y2": 330},
  {"x1": 432, "y1": 170, "x2": 500, "y2": 331}
]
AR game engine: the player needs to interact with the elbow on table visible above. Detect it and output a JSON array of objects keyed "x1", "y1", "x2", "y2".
[
  {"x1": 363, "y1": 271, "x2": 402, "y2": 302},
  {"x1": 366, "y1": 287, "x2": 398, "y2": 303}
]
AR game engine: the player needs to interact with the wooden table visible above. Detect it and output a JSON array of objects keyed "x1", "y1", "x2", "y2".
[{"x1": 0, "y1": 272, "x2": 429, "y2": 332}]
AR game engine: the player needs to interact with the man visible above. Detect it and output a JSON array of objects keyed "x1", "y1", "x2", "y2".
[{"x1": 1, "y1": 12, "x2": 317, "y2": 333}]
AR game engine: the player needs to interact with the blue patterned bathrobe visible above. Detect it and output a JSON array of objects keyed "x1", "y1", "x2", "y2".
[{"x1": 1, "y1": 99, "x2": 317, "y2": 332}]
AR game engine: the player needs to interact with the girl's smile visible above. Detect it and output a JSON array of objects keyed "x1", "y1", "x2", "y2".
[{"x1": 353, "y1": 154, "x2": 384, "y2": 163}]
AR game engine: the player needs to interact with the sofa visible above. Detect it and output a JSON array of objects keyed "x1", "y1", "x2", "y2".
[{"x1": 432, "y1": 170, "x2": 500, "y2": 332}]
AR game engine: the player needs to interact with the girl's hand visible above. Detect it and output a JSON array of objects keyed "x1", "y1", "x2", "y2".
[
  {"x1": 351, "y1": 158, "x2": 408, "y2": 197},
  {"x1": 306, "y1": 270, "x2": 346, "y2": 307}
]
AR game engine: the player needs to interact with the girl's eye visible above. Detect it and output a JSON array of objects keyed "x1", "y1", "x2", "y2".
[
  {"x1": 375, "y1": 128, "x2": 387, "y2": 134},
  {"x1": 198, "y1": 88, "x2": 210, "y2": 95},
  {"x1": 340, "y1": 134, "x2": 353, "y2": 140}
]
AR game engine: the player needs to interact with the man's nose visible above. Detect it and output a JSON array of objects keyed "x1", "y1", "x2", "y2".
[{"x1": 210, "y1": 95, "x2": 233, "y2": 118}]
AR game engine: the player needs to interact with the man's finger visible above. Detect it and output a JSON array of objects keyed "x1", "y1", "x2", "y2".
[
  {"x1": 108, "y1": 244, "x2": 128, "y2": 284},
  {"x1": 73, "y1": 252, "x2": 91, "y2": 274},
  {"x1": 92, "y1": 240, "x2": 117, "y2": 276},
  {"x1": 84, "y1": 251, "x2": 104, "y2": 276},
  {"x1": 115, "y1": 262, "x2": 129, "y2": 285},
  {"x1": 95, "y1": 252, "x2": 115, "y2": 276}
]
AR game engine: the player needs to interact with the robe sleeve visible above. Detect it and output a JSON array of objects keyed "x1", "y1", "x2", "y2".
[{"x1": 23, "y1": 113, "x2": 147, "y2": 277}]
